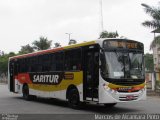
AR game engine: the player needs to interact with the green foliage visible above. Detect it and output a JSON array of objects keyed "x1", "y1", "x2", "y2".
[
  {"x1": 144, "y1": 53, "x2": 154, "y2": 72},
  {"x1": 8, "y1": 52, "x2": 16, "y2": 57},
  {"x1": 32, "y1": 36, "x2": 52, "y2": 50},
  {"x1": 19, "y1": 44, "x2": 34, "y2": 54},
  {"x1": 0, "y1": 52, "x2": 16, "y2": 73},
  {"x1": 0, "y1": 36, "x2": 62, "y2": 74},
  {"x1": 99, "y1": 31, "x2": 119, "y2": 38},
  {"x1": 142, "y1": 3, "x2": 160, "y2": 49},
  {"x1": 141, "y1": 3, "x2": 160, "y2": 29}
]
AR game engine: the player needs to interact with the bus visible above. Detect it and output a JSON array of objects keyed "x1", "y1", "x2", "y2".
[{"x1": 8, "y1": 38, "x2": 146, "y2": 108}]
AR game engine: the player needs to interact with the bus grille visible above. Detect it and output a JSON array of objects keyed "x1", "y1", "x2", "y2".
[
  {"x1": 117, "y1": 90, "x2": 139, "y2": 93},
  {"x1": 119, "y1": 95, "x2": 138, "y2": 101}
]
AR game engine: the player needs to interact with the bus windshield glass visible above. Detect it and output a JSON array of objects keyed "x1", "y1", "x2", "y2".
[{"x1": 101, "y1": 51, "x2": 144, "y2": 79}]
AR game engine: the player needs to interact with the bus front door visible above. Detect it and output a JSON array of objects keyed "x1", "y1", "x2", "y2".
[{"x1": 83, "y1": 46, "x2": 99, "y2": 102}]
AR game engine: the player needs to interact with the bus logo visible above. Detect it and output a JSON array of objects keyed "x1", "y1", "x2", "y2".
[{"x1": 30, "y1": 72, "x2": 64, "y2": 85}]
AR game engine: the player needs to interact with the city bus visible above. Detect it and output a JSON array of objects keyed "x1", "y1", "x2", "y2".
[{"x1": 8, "y1": 38, "x2": 146, "y2": 108}]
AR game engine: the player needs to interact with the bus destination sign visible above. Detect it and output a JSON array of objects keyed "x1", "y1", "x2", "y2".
[{"x1": 103, "y1": 40, "x2": 143, "y2": 50}]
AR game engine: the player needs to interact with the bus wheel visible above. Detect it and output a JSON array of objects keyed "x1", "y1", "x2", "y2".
[
  {"x1": 22, "y1": 84, "x2": 31, "y2": 101},
  {"x1": 68, "y1": 89, "x2": 80, "y2": 109},
  {"x1": 104, "y1": 103, "x2": 117, "y2": 108}
]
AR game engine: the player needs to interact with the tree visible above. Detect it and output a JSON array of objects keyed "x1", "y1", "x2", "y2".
[
  {"x1": 142, "y1": 3, "x2": 160, "y2": 50},
  {"x1": 144, "y1": 53, "x2": 154, "y2": 72},
  {"x1": 141, "y1": 3, "x2": 160, "y2": 29},
  {"x1": 19, "y1": 44, "x2": 34, "y2": 54},
  {"x1": 99, "y1": 31, "x2": 119, "y2": 38},
  {"x1": 8, "y1": 52, "x2": 16, "y2": 57},
  {"x1": 32, "y1": 36, "x2": 52, "y2": 50},
  {"x1": 0, "y1": 52, "x2": 16, "y2": 74},
  {"x1": 54, "y1": 42, "x2": 61, "y2": 48},
  {"x1": 68, "y1": 39, "x2": 77, "y2": 45}
]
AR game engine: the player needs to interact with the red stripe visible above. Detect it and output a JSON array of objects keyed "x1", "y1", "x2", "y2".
[
  {"x1": 10, "y1": 47, "x2": 63, "y2": 60},
  {"x1": 17, "y1": 73, "x2": 32, "y2": 84}
]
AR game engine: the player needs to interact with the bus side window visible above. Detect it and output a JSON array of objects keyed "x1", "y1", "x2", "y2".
[
  {"x1": 51, "y1": 54, "x2": 56, "y2": 71},
  {"x1": 64, "y1": 48, "x2": 81, "y2": 71},
  {"x1": 55, "y1": 52, "x2": 64, "y2": 71},
  {"x1": 42, "y1": 54, "x2": 51, "y2": 72},
  {"x1": 94, "y1": 52, "x2": 99, "y2": 82},
  {"x1": 64, "y1": 50, "x2": 71, "y2": 71},
  {"x1": 86, "y1": 52, "x2": 92, "y2": 85}
]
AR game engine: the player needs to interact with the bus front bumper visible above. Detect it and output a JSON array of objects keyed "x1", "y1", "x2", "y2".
[{"x1": 99, "y1": 86, "x2": 146, "y2": 103}]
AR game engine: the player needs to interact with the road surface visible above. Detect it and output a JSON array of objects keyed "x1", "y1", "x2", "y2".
[{"x1": 0, "y1": 84, "x2": 160, "y2": 120}]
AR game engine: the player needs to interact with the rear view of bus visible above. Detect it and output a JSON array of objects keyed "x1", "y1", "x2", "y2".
[{"x1": 99, "y1": 39, "x2": 145, "y2": 105}]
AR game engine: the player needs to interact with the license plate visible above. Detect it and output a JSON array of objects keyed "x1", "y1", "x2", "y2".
[{"x1": 126, "y1": 95, "x2": 134, "y2": 100}]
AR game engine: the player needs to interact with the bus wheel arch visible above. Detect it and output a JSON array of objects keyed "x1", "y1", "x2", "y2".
[
  {"x1": 22, "y1": 83, "x2": 30, "y2": 100},
  {"x1": 66, "y1": 85, "x2": 80, "y2": 109},
  {"x1": 22, "y1": 83, "x2": 36, "y2": 101}
]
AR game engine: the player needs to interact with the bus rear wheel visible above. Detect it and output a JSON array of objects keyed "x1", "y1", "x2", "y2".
[
  {"x1": 68, "y1": 89, "x2": 80, "y2": 109},
  {"x1": 22, "y1": 84, "x2": 31, "y2": 101}
]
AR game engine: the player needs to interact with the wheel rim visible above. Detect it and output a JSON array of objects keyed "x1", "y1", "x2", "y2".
[
  {"x1": 70, "y1": 93, "x2": 79, "y2": 106},
  {"x1": 69, "y1": 94, "x2": 79, "y2": 107}
]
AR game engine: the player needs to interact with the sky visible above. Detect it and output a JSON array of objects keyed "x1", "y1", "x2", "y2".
[{"x1": 0, "y1": 0, "x2": 159, "y2": 54}]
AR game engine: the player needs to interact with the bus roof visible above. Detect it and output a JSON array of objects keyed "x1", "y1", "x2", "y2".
[
  {"x1": 9, "y1": 38, "x2": 143, "y2": 60},
  {"x1": 9, "y1": 40, "x2": 96, "y2": 60}
]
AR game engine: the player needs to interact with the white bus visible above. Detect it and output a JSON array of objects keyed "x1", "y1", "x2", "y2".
[{"x1": 8, "y1": 38, "x2": 146, "y2": 108}]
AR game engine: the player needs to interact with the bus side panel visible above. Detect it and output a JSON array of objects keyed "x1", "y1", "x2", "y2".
[
  {"x1": 16, "y1": 71, "x2": 83, "y2": 101},
  {"x1": 28, "y1": 83, "x2": 83, "y2": 101},
  {"x1": 27, "y1": 71, "x2": 83, "y2": 101}
]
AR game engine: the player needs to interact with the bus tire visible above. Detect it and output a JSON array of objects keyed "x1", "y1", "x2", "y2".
[
  {"x1": 104, "y1": 103, "x2": 117, "y2": 108},
  {"x1": 22, "y1": 84, "x2": 31, "y2": 101},
  {"x1": 68, "y1": 89, "x2": 80, "y2": 109}
]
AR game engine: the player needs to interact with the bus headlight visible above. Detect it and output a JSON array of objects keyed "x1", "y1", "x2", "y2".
[
  {"x1": 103, "y1": 84, "x2": 117, "y2": 94},
  {"x1": 103, "y1": 84, "x2": 110, "y2": 90}
]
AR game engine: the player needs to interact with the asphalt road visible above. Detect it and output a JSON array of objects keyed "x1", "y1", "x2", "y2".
[{"x1": 0, "y1": 84, "x2": 160, "y2": 120}]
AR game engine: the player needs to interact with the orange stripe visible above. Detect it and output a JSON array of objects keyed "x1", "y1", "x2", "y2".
[{"x1": 10, "y1": 47, "x2": 63, "y2": 60}]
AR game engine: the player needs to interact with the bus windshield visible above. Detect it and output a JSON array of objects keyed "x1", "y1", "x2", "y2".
[{"x1": 101, "y1": 51, "x2": 144, "y2": 79}]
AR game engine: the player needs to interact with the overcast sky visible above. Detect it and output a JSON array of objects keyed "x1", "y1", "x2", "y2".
[{"x1": 0, "y1": 0, "x2": 159, "y2": 53}]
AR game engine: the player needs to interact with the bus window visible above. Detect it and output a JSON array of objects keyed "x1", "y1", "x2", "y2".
[
  {"x1": 100, "y1": 52, "x2": 109, "y2": 78},
  {"x1": 51, "y1": 54, "x2": 56, "y2": 71},
  {"x1": 64, "y1": 48, "x2": 81, "y2": 71},
  {"x1": 42, "y1": 54, "x2": 51, "y2": 72},
  {"x1": 55, "y1": 52, "x2": 64, "y2": 71}
]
